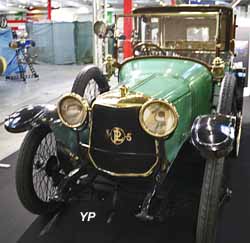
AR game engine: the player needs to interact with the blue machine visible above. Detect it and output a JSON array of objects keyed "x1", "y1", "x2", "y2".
[
  {"x1": 0, "y1": 27, "x2": 38, "y2": 81},
  {"x1": 9, "y1": 38, "x2": 38, "y2": 81},
  {"x1": 0, "y1": 28, "x2": 24, "y2": 77}
]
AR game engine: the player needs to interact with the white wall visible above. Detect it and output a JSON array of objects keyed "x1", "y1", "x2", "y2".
[
  {"x1": 52, "y1": 6, "x2": 92, "y2": 22},
  {"x1": 236, "y1": 6, "x2": 250, "y2": 96}
]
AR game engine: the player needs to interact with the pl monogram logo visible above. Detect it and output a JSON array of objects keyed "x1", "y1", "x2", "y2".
[{"x1": 106, "y1": 127, "x2": 132, "y2": 145}]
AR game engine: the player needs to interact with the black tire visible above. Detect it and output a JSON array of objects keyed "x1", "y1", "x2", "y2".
[
  {"x1": 196, "y1": 73, "x2": 236, "y2": 243},
  {"x1": 196, "y1": 158, "x2": 224, "y2": 243},
  {"x1": 16, "y1": 126, "x2": 62, "y2": 215},
  {"x1": 217, "y1": 72, "x2": 243, "y2": 157},
  {"x1": 217, "y1": 72, "x2": 236, "y2": 114},
  {"x1": 232, "y1": 76, "x2": 244, "y2": 157},
  {"x1": 72, "y1": 64, "x2": 109, "y2": 104}
]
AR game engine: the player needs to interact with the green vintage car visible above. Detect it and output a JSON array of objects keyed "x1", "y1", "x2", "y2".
[{"x1": 4, "y1": 5, "x2": 246, "y2": 243}]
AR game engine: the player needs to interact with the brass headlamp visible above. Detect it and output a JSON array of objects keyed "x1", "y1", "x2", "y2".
[
  {"x1": 57, "y1": 93, "x2": 89, "y2": 128},
  {"x1": 139, "y1": 100, "x2": 179, "y2": 138}
]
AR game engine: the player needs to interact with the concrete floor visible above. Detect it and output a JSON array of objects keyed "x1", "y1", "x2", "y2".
[{"x1": 0, "y1": 64, "x2": 83, "y2": 160}]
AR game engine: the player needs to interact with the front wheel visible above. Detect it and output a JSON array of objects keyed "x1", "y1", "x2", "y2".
[
  {"x1": 196, "y1": 73, "x2": 234, "y2": 243},
  {"x1": 16, "y1": 126, "x2": 63, "y2": 215},
  {"x1": 71, "y1": 65, "x2": 109, "y2": 105},
  {"x1": 196, "y1": 158, "x2": 224, "y2": 243}
]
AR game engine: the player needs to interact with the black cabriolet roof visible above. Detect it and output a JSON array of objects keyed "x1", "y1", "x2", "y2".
[{"x1": 133, "y1": 5, "x2": 233, "y2": 15}]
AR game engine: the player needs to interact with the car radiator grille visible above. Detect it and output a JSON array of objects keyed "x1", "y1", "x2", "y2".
[{"x1": 89, "y1": 104, "x2": 157, "y2": 176}]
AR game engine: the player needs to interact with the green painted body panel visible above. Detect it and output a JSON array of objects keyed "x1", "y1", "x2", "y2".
[
  {"x1": 52, "y1": 124, "x2": 79, "y2": 155},
  {"x1": 119, "y1": 57, "x2": 213, "y2": 162},
  {"x1": 51, "y1": 123, "x2": 89, "y2": 157}
]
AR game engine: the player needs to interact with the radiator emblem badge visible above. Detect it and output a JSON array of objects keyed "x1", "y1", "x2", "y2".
[{"x1": 106, "y1": 127, "x2": 132, "y2": 145}]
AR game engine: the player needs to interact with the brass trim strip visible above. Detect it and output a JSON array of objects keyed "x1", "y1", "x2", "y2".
[
  {"x1": 92, "y1": 90, "x2": 151, "y2": 109},
  {"x1": 87, "y1": 105, "x2": 160, "y2": 177},
  {"x1": 88, "y1": 148, "x2": 159, "y2": 177}
]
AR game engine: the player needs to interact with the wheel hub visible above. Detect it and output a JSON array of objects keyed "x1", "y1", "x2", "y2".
[{"x1": 45, "y1": 156, "x2": 59, "y2": 177}]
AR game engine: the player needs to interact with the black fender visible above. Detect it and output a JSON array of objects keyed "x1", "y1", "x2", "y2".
[
  {"x1": 4, "y1": 104, "x2": 59, "y2": 133},
  {"x1": 234, "y1": 68, "x2": 246, "y2": 112},
  {"x1": 191, "y1": 114, "x2": 236, "y2": 159}
]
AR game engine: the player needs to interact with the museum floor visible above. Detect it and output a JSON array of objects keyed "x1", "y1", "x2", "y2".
[{"x1": 0, "y1": 66, "x2": 249, "y2": 243}]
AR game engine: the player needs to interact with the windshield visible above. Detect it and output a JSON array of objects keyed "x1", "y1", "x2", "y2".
[{"x1": 115, "y1": 11, "x2": 229, "y2": 63}]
